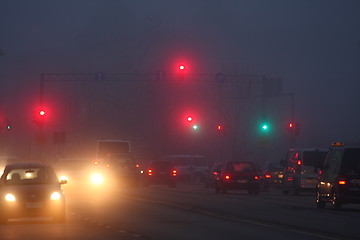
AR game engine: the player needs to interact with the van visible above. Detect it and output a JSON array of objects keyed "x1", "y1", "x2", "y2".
[
  {"x1": 95, "y1": 139, "x2": 132, "y2": 163},
  {"x1": 163, "y1": 155, "x2": 209, "y2": 182},
  {"x1": 316, "y1": 143, "x2": 360, "y2": 209},
  {"x1": 282, "y1": 147, "x2": 328, "y2": 195}
]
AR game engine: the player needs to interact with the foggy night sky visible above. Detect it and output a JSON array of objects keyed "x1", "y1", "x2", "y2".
[{"x1": 0, "y1": 0, "x2": 360, "y2": 158}]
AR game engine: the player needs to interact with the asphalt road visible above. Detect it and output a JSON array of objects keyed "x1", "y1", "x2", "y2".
[{"x1": 1, "y1": 183, "x2": 359, "y2": 240}]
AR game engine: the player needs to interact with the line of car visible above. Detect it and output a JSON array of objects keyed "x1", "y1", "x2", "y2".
[
  {"x1": 1, "y1": 142, "x2": 359, "y2": 224},
  {"x1": 204, "y1": 142, "x2": 360, "y2": 210}
]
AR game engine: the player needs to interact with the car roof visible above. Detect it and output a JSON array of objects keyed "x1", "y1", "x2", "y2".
[
  {"x1": 288, "y1": 148, "x2": 328, "y2": 152},
  {"x1": 4, "y1": 163, "x2": 52, "y2": 170}
]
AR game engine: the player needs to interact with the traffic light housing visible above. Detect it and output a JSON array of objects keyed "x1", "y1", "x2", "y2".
[
  {"x1": 260, "y1": 123, "x2": 270, "y2": 133},
  {"x1": 178, "y1": 64, "x2": 186, "y2": 80},
  {"x1": 32, "y1": 108, "x2": 47, "y2": 126},
  {"x1": 6, "y1": 120, "x2": 12, "y2": 130},
  {"x1": 288, "y1": 121, "x2": 300, "y2": 136}
]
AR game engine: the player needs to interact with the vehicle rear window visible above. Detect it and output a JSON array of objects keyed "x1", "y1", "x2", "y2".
[
  {"x1": 226, "y1": 162, "x2": 255, "y2": 172},
  {"x1": 150, "y1": 161, "x2": 174, "y2": 170},
  {"x1": 303, "y1": 151, "x2": 327, "y2": 167},
  {"x1": 58, "y1": 161, "x2": 90, "y2": 170},
  {"x1": 340, "y1": 148, "x2": 360, "y2": 174}
]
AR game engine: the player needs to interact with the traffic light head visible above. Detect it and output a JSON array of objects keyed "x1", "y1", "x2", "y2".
[
  {"x1": 177, "y1": 64, "x2": 186, "y2": 80},
  {"x1": 32, "y1": 108, "x2": 47, "y2": 126},
  {"x1": 6, "y1": 120, "x2": 12, "y2": 130}
]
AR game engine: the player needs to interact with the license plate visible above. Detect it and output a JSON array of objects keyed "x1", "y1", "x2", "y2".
[
  {"x1": 237, "y1": 180, "x2": 247, "y2": 183},
  {"x1": 26, "y1": 202, "x2": 43, "y2": 208},
  {"x1": 278, "y1": 174, "x2": 284, "y2": 178}
]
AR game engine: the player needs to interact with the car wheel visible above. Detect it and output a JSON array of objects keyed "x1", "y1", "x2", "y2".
[
  {"x1": 316, "y1": 198, "x2": 326, "y2": 209},
  {"x1": 332, "y1": 191, "x2": 342, "y2": 210},
  {"x1": 215, "y1": 185, "x2": 220, "y2": 194}
]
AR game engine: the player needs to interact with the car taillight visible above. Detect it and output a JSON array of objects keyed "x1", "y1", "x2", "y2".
[
  {"x1": 264, "y1": 173, "x2": 271, "y2": 179},
  {"x1": 297, "y1": 160, "x2": 302, "y2": 165},
  {"x1": 254, "y1": 176, "x2": 260, "y2": 180},
  {"x1": 172, "y1": 170, "x2": 177, "y2": 176},
  {"x1": 287, "y1": 177, "x2": 294, "y2": 182},
  {"x1": 225, "y1": 175, "x2": 230, "y2": 180},
  {"x1": 148, "y1": 169, "x2": 153, "y2": 176},
  {"x1": 338, "y1": 180, "x2": 346, "y2": 185}
]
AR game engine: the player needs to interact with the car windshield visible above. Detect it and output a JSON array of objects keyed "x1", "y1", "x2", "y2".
[
  {"x1": 227, "y1": 162, "x2": 255, "y2": 172},
  {"x1": 303, "y1": 151, "x2": 328, "y2": 167},
  {"x1": 340, "y1": 148, "x2": 360, "y2": 174},
  {"x1": 4, "y1": 167, "x2": 59, "y2": 185},
  {"x1": 107, "y1": 158, "x2": 135, "y2": 167}
]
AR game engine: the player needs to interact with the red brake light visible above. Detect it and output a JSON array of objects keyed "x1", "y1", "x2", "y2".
[
  {"x1": 297, "y1": 160, "x2": 302, "y2": 165},
  {"x1": 265, "y1": 174, "x2": 271, "y2": 179},
  {"x1": 338, "y1": 180, "x2": 346, "y2": 185},
  {"x1": 225, "y1": 175, "x2": 230, "y2": 180},
  {"x1": 254, "y1": 176, "x2": 259, "y2": 180}
]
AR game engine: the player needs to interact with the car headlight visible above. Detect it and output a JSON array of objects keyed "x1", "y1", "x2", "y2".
[
  {"x1": 59, "y1": 175, "x2": 69, "y2": 182},
  {"x1": 5, "y1": 193, "x2": 16, "y2": 202},
  {"x1": 50, "y1": 192, "x2": 61, "y2": 200},
  {"x1": 91, "y1": 173, "x2": 103, "y2": 185}
]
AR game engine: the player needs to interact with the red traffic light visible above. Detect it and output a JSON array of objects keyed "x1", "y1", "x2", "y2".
[
  {"x1": 32, "y1": 107, "x2": 47, "y2": 126},
  {"x1": 177, "y1": 64, "x2": 186, "y2": 80}
]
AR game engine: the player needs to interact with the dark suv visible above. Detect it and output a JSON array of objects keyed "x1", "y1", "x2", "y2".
[
  {"x1": 215, "y1": 161, "x2": 262, "y2": 194},
  {"x1": 141, "y1": 161, "x2": 177, "y2": 188},
  {"x1": 316, "y1": 143, "x2": 360, "y2": 209}
]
